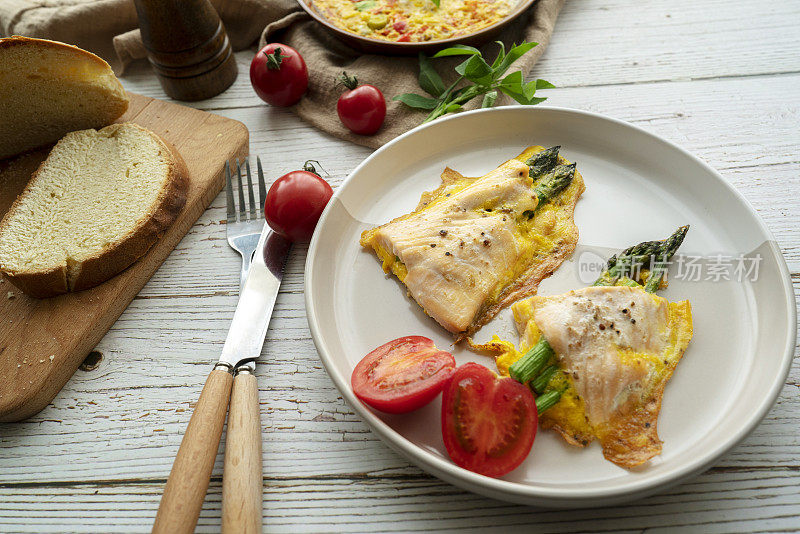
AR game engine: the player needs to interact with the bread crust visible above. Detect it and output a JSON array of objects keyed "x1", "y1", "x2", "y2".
[
  {"x1": 0, "y1": 35, "x2": 116, "y2": 68},
  {"x1": 0, "y1": 124, "x2": 189, "y2": 298}
]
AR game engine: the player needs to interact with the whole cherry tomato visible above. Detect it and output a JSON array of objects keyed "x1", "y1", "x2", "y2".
[
  {"x1": 250, "y1": 43, "x2": 308, "y2": 107},
  {"x1": 441, "y1": 362, "x2": 538, "y2": 478},
  {"x1": 351, "y1": 336, "x2": 455, "y2": 414},
  {"x1": 336, "y1": 72, "x2": 386, "y2": 135},
  {"x1": 264, "y1": 161, "x2": 333, "y2": 242}
]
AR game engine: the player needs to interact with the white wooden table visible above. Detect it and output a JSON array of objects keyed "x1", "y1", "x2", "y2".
[{"x1": 2, "y1": 0, "x2": 799, "y2": 531}]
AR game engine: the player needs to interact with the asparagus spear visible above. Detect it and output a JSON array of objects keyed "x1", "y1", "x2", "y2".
[
  {"x1": 535, "y1": 390, "x2": 562, "y2": 415},
  {"x1": 526, "y1": 146, "x2": 560, "y2": 177},
  {"x1": 533, "y1": 163, "x2": 577, "y2": 207},
  {"x1": 508, "y1": 225, "x2": 690, "y2": 412},
  {"x1": 593, "y1": 225, "x2": 689, "y2": 290},
  {"x1": 509, "y1": 341, "x2": 554, "y2": 383}
]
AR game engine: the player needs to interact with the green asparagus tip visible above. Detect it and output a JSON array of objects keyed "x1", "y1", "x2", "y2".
[
  {"x1": 596, "y1": 225, "x2": 690, "y2": 289},
  {"x1": 526, "y1": 146, "x2": 560, "y2": 178},
  {"x1": 533, "y1": 163, "x2": 576, "y2": 207}
]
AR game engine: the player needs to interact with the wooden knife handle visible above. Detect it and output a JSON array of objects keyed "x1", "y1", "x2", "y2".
[
  {"x1": 153, "y1": 365, "x2": 233, "y2": 534},
  {"x1": 222, "y1": 368, "x2": 263, "y2": 534}
]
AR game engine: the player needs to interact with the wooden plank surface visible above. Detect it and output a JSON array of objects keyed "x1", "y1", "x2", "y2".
[
  {"x1": 0, "y1": 93, "x2": 249, "y2": 422},
  {"x1": 0, "y1": 0, "x2": 799, "y2": 531}
]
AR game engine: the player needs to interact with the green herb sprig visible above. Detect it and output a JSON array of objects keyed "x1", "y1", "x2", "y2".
[{"x1": 394, "y1": 42, "x2": 554, "y2": 123}]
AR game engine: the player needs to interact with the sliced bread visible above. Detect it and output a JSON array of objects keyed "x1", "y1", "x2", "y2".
[
  {"x1": 0, "y1": 36, "x2": 130, "y2": 160},
  {"x1": 0, "y1": 123, "x2": 188, "y2": 298}
]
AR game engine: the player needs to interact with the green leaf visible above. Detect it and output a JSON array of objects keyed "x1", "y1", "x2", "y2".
[
  {"x1": 432, "y1": 45, "x2": 481, "y2": 58},
  {"x1": 523, "y1": 79, "x2": 538, "y2": 100},
  {"x1": 393, "y1": 93, "x2": 438, "y2": 110},
  {"x1": 493, "y1": 41, "x2": 538, "y2": 77},
  {"x1": 430, "y1": 0, "x2": 440, "y2": 6},
  {"x1": 481, "y1": 90, "x2": 498, "y2": 108},
  {"x1": 354, "y1": 0, "x2": 376, "y2": 10},
  {"x1": 497, "y1": 71, "x2": 542, "y2": 105},
  {"x1": 491, "y1": 41, "x2": 506, "y2": 69},
  {"x1": 498, "y1": 76, "x2": 548, "y2": 105},
  {"x1": 443, "y1": 102, "x2": 463, "y2": 113},
  {"x1": 455, "y1": 54, "x2": 493, "y2": 86},
  {"x1": 418, "y1": 53, "x2": 445, "y2": 97},
  {"x1": 536, "y1": 79, "x2": 555, "y2": 89},
  {"x1": 497, "y1": 70, "x2": 523, "y2": 92}
]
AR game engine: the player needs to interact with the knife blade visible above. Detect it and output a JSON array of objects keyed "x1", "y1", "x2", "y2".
[{"x1": 219, "y1": 222, "x2": 291, "y2": 370}]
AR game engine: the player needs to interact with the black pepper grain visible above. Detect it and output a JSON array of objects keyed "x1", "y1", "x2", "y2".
[
  {"x1": 483, "y1": 240, "x2": 490, "y2": 247},
  {"x1": 430, "y1": 243, "x2": 436, "y2": 248},
  {"x1": 439, "y1": 230, "x2": 448, "y2": 237},
  {"x1": 599, "y1": 324, "x2": 606, "y2": 330},
  {"x1": 445, "y1": 251, "x2": 451, "y2": 256}
]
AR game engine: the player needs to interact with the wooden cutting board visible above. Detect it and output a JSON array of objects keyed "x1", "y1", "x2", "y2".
[{"x1": 0, "y1": 92, "x2": 248, "y2": 422}]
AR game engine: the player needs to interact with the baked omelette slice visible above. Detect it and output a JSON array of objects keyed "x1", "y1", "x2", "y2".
[
  {"x1": 506, "y1": 286, "x2": 693, "y2": 468},
  {"x1": 359, "y1": 146, "x2": 585, "y2": 337},
  {"x1": 483, "y1": 226, "x2": 693, "y2": 468}
]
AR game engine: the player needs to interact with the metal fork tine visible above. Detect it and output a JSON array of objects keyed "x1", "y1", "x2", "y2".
[
  {"x1": 245, "y1": 158, "x2": 256, "y2": 220},
  {"x1": 236, "y1": 159, "x2": 246, "y2": 220},
  {"x1": 256, "y1": 157, "x2": 266, "y2": 218},
  {"x1": 225, "y1": 161, "x2": 236, "y2": 223}
]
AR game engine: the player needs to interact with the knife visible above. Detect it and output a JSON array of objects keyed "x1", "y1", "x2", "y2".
[{"x1": 153, "y1": 223, "x2": 290, "y2": 534}]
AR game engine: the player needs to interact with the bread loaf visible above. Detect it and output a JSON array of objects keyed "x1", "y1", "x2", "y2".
[{"x1": 0, "y1": 36, "x2": 129, "y2": 160}]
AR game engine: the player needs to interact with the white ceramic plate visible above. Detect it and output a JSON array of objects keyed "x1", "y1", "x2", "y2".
[{"x1": 305, "y1": 106, "x2": 796, "y2": 507}]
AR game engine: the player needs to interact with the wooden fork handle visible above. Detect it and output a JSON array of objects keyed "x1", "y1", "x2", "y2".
[
  {"x1": 222, "y1": 368, "x2": 263, "y2": 534},
  {"x1": 153, "y1": 365, "x2": 233, "y2": 534}
]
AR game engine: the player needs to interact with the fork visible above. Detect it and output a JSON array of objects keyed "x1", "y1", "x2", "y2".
[
  {"x1": 222, "y1": 157, "x2": 266, "y2": 533},
  {"x1": 226, "y1": 158, "x2": 267, "y2": 290}
]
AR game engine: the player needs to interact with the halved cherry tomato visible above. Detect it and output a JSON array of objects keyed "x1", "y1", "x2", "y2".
[
  {"x1": 351, "y1": 336, "x2": 455, "y2": 414},
  {"x1": 264, "y1": 161, "x2": 332, "y2": 242},
  {"x1": 441, "y1": 362, "x2": 537, "y2": 478}
]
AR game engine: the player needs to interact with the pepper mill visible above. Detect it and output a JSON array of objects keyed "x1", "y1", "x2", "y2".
[{"x1": 133, "y1": 0, "x2": 238, "y2": 101}]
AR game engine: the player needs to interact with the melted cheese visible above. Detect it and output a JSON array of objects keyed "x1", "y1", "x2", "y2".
[{"x1": 360, "y1": 146, "x2": 585, "y2": 337}]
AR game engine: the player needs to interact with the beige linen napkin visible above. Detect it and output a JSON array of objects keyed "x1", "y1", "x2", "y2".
[{"x1": 1, "y1": 0, "x2": 565, "y2": 148}]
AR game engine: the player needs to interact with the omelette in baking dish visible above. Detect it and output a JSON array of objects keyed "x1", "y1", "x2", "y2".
[
  {"x1": 309, "y1": 0, "x2": 517, "y2": 43},
  {"x1": 359, "y1": 146, "x2": 585, "y2": 338}
]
